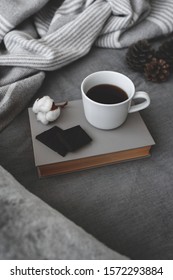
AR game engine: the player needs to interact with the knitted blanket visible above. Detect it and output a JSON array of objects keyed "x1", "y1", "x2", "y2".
[{"x1": 0, "y1": 0, "x2": 173, "y2": 131}]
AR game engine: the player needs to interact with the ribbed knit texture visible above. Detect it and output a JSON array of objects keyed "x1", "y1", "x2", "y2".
[{"x1": 0, "y1": 0, "x2": 173, "y2": 131}]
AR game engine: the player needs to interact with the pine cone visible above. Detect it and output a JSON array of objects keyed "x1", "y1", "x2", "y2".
[
  {"x1": 144, "y1": 58, "x2": 170, "y2": 82},
  {"x1": 156, "y1": 38, "x2": 173, "y2": 71},
  {"x1": 126, "y1": 40, "x2": 154, "y2": 72}
]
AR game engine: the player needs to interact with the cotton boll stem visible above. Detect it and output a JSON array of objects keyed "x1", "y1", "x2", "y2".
[{"x1": 53, "y1": 101, "x2": 68, "y2": 109}]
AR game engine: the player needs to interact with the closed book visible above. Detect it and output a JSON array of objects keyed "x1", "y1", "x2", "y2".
[{"x1": 28, "y1": 99, "x2": 155, "y2": 177}]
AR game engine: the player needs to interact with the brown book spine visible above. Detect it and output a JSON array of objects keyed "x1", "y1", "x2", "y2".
[{"x1": 38, "y1": 146, "x2": 151, "y2": 177}]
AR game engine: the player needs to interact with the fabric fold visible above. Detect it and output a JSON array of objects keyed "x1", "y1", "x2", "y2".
[{"x1": 0, "y1": 0, "x2": 173, "y2": 131}]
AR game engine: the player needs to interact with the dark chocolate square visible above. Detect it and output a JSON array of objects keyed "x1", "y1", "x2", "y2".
[
  {"x1": 36, "y1": 125, "x2": 92, "y2": 157},
  {"x1": 36, "y1": 126, "x2": 68, "y2": 157},
  {"x1": 63, "y1": 125, "x2": 92, "y2": 152}
]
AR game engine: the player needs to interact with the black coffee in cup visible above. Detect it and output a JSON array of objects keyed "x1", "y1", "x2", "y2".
[{"x1": 86, "y1": 84, "x2": 128, "y2": 104}]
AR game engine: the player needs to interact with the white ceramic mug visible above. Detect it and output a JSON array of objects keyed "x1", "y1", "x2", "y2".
[{"x1": 81, "y1": 71, "x2": 150, "y2": 130}]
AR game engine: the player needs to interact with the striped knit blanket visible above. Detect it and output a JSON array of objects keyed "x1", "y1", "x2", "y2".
[{"x1": 0, "y1": 0, "x2": 173, "y2": 131}]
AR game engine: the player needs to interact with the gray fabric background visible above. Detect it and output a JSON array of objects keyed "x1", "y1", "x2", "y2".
[
  {"x1": 0, "y1": 165, "x2": 127, "y2": 260},
  {"x1": 1, "y1": 43, "x2": 173, "y2": 259}
]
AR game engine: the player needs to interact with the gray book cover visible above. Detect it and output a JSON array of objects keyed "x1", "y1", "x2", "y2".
[{"x1": 28, "y1": 99, "x2": 155, "y2": 168}]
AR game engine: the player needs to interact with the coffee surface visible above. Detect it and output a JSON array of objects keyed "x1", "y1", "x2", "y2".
[{"x1": 86, "y1": 84, "x2": 128, "y2": 104}]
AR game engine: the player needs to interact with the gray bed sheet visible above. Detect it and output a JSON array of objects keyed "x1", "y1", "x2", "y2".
[{"x1": 1, "y1": 45, "x2": 173, "y2": 260}]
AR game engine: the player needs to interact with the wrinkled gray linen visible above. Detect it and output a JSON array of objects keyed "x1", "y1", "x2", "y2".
[{"x1": 0, "y1": 0, "x2": 173, "y2": 131}]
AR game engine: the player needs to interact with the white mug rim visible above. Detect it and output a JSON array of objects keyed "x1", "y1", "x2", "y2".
[{"x1": 81, "y1": 71, "x2": 135, "y2": 107}]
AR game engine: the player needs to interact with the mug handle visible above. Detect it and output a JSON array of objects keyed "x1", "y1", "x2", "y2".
[{"x1": 129, "y1": 91, "x2": 150, "y2": 113}]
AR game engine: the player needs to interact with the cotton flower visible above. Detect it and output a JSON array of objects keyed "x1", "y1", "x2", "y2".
[
  {"x1": 46, "y1": 107, "x2": 61, "y2": 122},
  {"x1": 37, "y1": 111, "x2": 49, "y2": 125},
  {"x1": 32, "y1": 96, "x2": 68, "y2": 125},
  {"x1": 32, "y1": 96, "x2": 53, "y2": 113}
]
